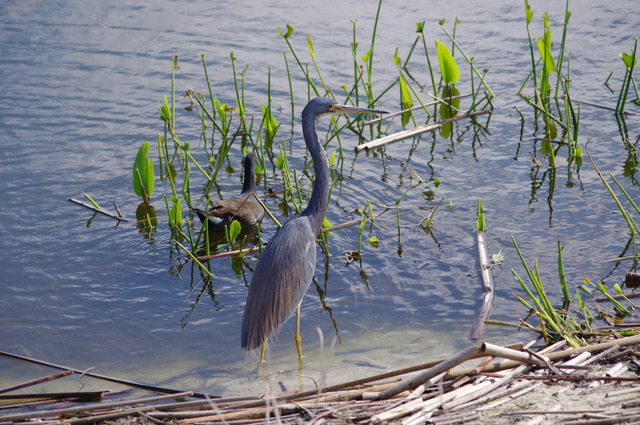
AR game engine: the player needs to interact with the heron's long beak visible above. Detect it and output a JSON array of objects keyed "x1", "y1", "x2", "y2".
[{"x1": 331, "y1": 104, "x2": 388, "y2": 115}]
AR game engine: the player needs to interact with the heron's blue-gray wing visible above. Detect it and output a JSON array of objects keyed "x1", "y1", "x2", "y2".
[{"x1": 241, "y1": 216, "x2": 317, "y2": 350}]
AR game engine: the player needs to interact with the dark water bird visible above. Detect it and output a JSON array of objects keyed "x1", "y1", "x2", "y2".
[
  {"x1": 194, "y1": 153, "x2": 264, "y2": 232},
  {"x1": 241, "y1": 97, "x2": 387, "y2": 359}
]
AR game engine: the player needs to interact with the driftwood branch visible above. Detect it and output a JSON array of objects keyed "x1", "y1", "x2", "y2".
[{"x1": 355, "y1": 110, "x2": 491, "y2": 152}]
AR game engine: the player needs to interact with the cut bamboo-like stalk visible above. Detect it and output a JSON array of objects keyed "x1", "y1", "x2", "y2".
[
  {"x1": 355, "y1": 110, "x2": 490, "y2": 152},
  {"x1": 469, "y1": 229, "x2": 495, "y2": 340}
]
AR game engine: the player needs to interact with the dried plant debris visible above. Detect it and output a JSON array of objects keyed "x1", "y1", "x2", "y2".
[{"x1": 3, "y1": 335, "x2": 640, "y2": 424}]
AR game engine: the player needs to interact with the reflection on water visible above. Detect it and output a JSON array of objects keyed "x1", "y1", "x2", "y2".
[{"x1": 1, "y1": 0, "x2": 639, "y2": 396}]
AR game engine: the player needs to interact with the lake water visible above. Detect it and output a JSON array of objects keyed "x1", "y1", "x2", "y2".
[{"x1": 1, "y1": 0, "x2": 638, "y2": 396}]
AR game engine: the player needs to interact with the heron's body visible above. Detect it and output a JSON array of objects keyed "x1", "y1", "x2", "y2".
[
  {"x1": 240, "y1": 98, "x2": 387, "y2": 354},
  {"x1": 194, "y1": 154, "x2": 264, "y2": 232}
]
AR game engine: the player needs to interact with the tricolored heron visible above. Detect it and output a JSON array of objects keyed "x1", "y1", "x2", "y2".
[
  {"x1": 241, "y1": 97, "x2": 387, "y2": 360},
  {"x1": 194, "y1": 153, "x2": 264, "y2": 232}
]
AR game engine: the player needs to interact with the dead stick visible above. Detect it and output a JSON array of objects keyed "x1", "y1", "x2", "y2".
[
  {"x1": 0, "y1": 350, "x2": 216, "y2": 399},
  {"x1": 362, "y1": 94, "x2": 472, "y2": 125},
  {"x1": 0, "y1": 392, "x2": 193, "y2": 422},
  {"x1": 0, "y1": 370, "x2": 72, "y2": 394},
  {"x1": 355, "y1": 110, "x2": 490, "y2": 152},
  {"x1": 469, "y1": 229, "x2": 495, "y2": 340},
  {"x1": 68, "y1": 198, "x2": 128, "y2": 222},
  {"x1": 376, "y1": 344, "x2": 483, "y2": 400}
]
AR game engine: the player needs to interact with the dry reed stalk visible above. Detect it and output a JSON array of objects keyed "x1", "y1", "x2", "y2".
[
  {"x1": 469, "y1": 228, "x2": 495, "y2": 340},
  {"x1": 355, "y1": 110, "x2": 490, "y2": 152}
]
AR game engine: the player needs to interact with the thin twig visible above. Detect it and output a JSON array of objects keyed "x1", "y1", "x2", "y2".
[{"x1": 68, "y1": 198, "x2": 129, "y2": 222}]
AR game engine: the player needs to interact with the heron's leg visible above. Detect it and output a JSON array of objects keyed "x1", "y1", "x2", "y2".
[
  {"x1": 259, "y1": 337, "x2": 268, "y2": 364},
  {"x1": 295, "y1": 304, "x2": 303, "y2": 361}
]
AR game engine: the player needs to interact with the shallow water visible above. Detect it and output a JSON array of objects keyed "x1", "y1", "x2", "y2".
[{"x1": 1, "y1": 1, "x2": 639, "y2": 395}]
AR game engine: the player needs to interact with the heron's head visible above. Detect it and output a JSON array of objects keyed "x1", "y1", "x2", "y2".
[{"x1": 304, "y1": 97, "x2": 388, "y2": 119}]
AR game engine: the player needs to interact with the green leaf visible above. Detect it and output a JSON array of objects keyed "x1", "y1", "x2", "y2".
[
  {"x1": 524, "y1": 0, "x2": 533, "y2": 25},
  {"x1": 367, "y1": 236, "x2": 380, "y2": 248},
  {"x1": 322, "y1": 217, "x2": 331, "y2": 228},
  {"x1": 158, "y1": 95, "x2": 172, "y2": 123},
  {"x1": 362, "y1": 48, "x2": 372, "y2": 63},
  {"x1": 133, "y1": 142, "x2": 155, "y2": 198},
  {"x1": 261, "y1": 104, "x2": 279, "y2": 149},
  {"x1": 307, "y1": 35, "x2": 315, "y2": 59},
  {"x1": 82, "y1": 192, "x2": 102, "y2": 209},
  {"x1": 278, "y1": 24, "x2": 294, "y2": 39},
  {"x1": 415, "y1": 21, "x2": 424, "y2": 33},
  {"x1": 436, "y1": 40, "x2": 459, "y2": 84},
  {"x1": 621, "y1": 51, "x2": 638, "y2": 68},
  {"x1": 398, "y1": 74, "x2": 413, "y2": 126},
  {"x1": 328, "y1": 150, "x2": 336, "y2": 168},
  {"x1": 275, "y1": 152, "x2": 285, "y2": 169},
  {"x1": 536, "y1": 32, "x2": 555, "y2": 73},
  {"x1": 227, "y1": 219, "x2": 241, "y2": 243},
  {"x1": 476, "y1": 199, "x2": 485, "y2": 231},
  {"x1": 393, "y1": 48, "x2": 401, "y2": 66},
  {"x1": 168, "y1": 197, "x2": 182, "y2": 229}
]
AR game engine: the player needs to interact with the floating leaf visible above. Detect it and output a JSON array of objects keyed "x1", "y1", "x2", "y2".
[
  {"x1": 367, "y1": 236, "x2": 380, "y2": 248},
  {"x1": 436, "y1": 40, "x2": 459, "y2": 84}
]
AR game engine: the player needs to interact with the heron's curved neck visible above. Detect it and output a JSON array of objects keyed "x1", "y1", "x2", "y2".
[{"x1": 301, "y1": 112, "x2": 330, "y2": 236}]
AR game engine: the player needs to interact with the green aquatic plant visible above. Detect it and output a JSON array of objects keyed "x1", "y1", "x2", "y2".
[
  {"x1": 435, "y1": 40, "x2": 460, "y2": 85},
  {"x1": 133, "y1": 141, "x2": 155, "y2": 203},
  {"x1": 616, "y1": 38, "x2": 639, "y2": 115}
]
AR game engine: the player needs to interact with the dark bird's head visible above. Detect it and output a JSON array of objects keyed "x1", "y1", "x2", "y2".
[{"x1": 302, "y1": 97, "x2": 388, "y2": 120}]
